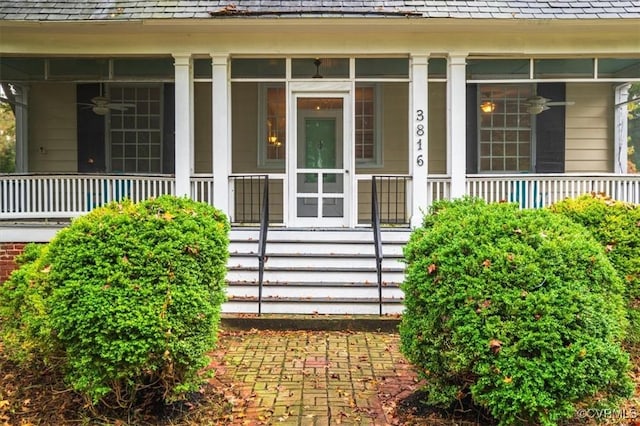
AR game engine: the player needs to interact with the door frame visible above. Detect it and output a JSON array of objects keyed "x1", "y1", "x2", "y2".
[{"x1": 287, "y1": 81, "x2": 353, "y2": 227}]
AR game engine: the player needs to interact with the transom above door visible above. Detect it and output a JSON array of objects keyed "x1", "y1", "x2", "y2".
[{"x1": 288, "y1": 85, "x2": 352, "y2": 227}]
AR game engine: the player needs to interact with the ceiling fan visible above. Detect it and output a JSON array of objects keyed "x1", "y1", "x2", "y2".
[
  {"x1": 79, "y1": 85, "x2": 135, "y2": 115},
  {"x1": 522, "y1": 95, "x2": 574, "y2": 115}
]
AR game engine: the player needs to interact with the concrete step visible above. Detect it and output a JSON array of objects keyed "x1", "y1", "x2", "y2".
[
  {"x1": 220, "y1": 313, "x2": 401, "y2": 332},
  {"x1": 223, "y1": 227, "x2": 410, "y2": 315},
  {"x1": 230, "y1": 228, "x2": 411, "y2": 243},
  {"x1": 225, "y1": 283, "x2": 404, "y2": 300},
  {"x1": 227, "y1": 267, "x2": 403, "y2": 283},
  {"x1": 228, "y1": 254, "x2": 405, "y2": 269},
  {"x1": 222, "y1": 297, "x2": 405, "y2": 315},
  {"x1": 229, "y1": 241, "x2": 406, "y2": 256}
]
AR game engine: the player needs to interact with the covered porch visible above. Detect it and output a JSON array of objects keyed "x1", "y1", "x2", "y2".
[{"x1": 1, "y1": 54, "x2": 639, "y2": 226}]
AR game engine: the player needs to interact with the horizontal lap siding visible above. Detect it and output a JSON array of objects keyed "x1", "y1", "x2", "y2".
[
  {"x1": 29, "y1": 83, "x2": 77, "y2": 173},
  {"x1": 565, "y1": 83, "x2": 613, "y2": 173}
]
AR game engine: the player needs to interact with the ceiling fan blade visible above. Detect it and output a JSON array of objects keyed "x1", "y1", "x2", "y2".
[
  {"x1": 527, "y1": 104, "x2": 550, "y2": 114},
  {"x1": 523, "y1": 96, "x2": 550, "y2": 105},
  {"x1": 107, "y1": 104, "x2": 129, "y2": 111},
  {"x1": 545, "y1": 101, "x2": 575, "y2": 106}
]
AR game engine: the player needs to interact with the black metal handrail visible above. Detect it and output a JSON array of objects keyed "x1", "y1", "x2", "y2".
[
  {"x1": 372, "y1": 175, "x2": 411, "y2": 225},
  {"x1": 371, "y1": 176, "x2": 384, "y2": 316},
  {"x1": 257, "y1": 175, "x2": 269, "y2": 316}
]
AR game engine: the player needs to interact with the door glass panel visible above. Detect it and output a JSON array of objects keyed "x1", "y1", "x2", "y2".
[
  {"x1": 322, "y1": 198, "x2": 344, "y2": 217},
  {"x1": 297, "y1": 198, "x2": 318, "y2": 217},
  {"x1": 322, "y1": 173, "x2": 343, "y2": 193},
  {"x1": 297, "y1": 172, "x2": 318, "y2": 192}
]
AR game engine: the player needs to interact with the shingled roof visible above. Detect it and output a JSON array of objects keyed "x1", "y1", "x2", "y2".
[{"x1": 0, "y1": 0, "x2": 638, "y2": 21}]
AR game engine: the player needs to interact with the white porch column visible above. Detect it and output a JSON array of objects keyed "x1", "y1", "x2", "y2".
[
  {"x1": 173, "y1": 54, "x2": 194, "y2": 197},
  {"x1": 410, "y1": 54, "x2": 428, "y2": 228},
  {"x1": 211, "y1": 54, "x2": 230, "y2": 214},
  {"x1": 14, "y1": 85, "x2": 28, "y2": 172},
  {"x1": 614, "y1": 83, "x2": 630, "y2": 174},
  {"x1": 447, "y1": 54, "x2": 468, "y2": 198}
]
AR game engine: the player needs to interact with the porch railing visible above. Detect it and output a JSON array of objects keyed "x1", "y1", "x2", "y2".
[
  {"x1": 357, "y1": 174, "x2": 412, "y2": 226},
  {"x1": 427, "y1": 174, "x2": 452, "y2": 205},
  {"x1": 466, "y1": 173, "x2": 640, "y2": 208},
  {"x1": 0, "y1": 174, "x2": 175, "y2": 219},
  {"x1": 190, "y1": 174, "x2": 215, "y2": 205},
  {"x1": 2, "y1": 173, "x2": 638, "y2": 221}
]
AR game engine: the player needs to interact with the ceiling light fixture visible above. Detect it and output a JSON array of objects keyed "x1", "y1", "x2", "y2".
[{"x1": 480, "y1": 101, "x2": 496, "y2": 113}]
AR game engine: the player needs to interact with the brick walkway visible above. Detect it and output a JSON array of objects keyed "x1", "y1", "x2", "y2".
[{"x1": 208, "y1": 330, "x2": 419, "y2": 425}]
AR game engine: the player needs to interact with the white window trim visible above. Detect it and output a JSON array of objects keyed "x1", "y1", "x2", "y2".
[
  {"x1": 355, "y1": 82, "x2": 383, "y2": 168},
  {"x1": 257, "y1": 83, "x2": 286, "y2": 169}
]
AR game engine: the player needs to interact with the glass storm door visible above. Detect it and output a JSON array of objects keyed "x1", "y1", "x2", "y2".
[{"x1": 290, "y1": 93, "x2": 351, "y2": 227}]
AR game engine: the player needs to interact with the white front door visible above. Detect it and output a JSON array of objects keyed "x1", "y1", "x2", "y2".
[{"x1": 289, "y1": 88, "x2": 352, "y2": 227}]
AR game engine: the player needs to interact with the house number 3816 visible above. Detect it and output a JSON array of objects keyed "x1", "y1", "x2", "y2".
[{"x1": 415, "y1": 109, "x2": 425, "y2": 167}]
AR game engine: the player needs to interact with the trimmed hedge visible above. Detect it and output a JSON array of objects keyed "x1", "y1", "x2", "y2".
[
  {"x1": 400, "y1": 198, "x2": 633, "y2": 426},
  {"x1": 549, "y1": 193, "x2": 640, "y2": 346},
  {"x1": 0, "y1": 196, "x2": 229, "y2": 406}
]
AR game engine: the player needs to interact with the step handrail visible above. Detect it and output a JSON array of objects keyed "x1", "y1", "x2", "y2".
[
  {"x1": 257, "y1": 175, "x2": 269, "y2": 316},
  {"x1": 372, "y1": 176, "x2": 384, "y2": 316}
]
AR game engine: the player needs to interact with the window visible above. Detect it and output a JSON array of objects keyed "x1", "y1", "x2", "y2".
[
  {"x1": 478, "y1": 84, "x2": 534, "y2": 172},
  {"x1": 109, "y1": 85, "x2": 163, "y2": 173},
  {"x1": 264, "y1": 85, "x2": 286, "y2": 162},
  {"x1": 355, "y1": 85, "x2": 376, "y2": 163}
]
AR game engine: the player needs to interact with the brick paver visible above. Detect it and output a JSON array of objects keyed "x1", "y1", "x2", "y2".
[{"x1": 208, "y1": 330, "x2": 419, "y2": 425}]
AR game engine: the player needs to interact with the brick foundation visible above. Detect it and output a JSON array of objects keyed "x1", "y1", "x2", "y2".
[{"x1": 0, "y1": 243, "x2": 27, "y2": 283}]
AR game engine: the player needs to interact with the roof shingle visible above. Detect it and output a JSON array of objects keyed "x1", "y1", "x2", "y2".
[{"x1": 0, "y1": 0, "x2": 638, "y2": 21}]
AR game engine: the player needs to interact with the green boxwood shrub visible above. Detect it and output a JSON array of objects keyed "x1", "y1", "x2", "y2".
[
  {"x1": 0, "y1": 195, "x2": 229, "y2": 406},
  {"x1": 400, "y1": 198, "x2": 633, "y2": 426},
  {"x1": 549, "y1": 193, "x2": 640, "y2": 346}
]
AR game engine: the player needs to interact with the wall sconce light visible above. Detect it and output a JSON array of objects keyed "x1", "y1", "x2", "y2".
[{"x1": 480, "y1": 101, "x2": 496, "y2": 113}]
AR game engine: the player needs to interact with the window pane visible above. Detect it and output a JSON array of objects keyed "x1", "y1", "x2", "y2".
[
  {"x1": 355, "y1": 85, "x2": 376, "y2": 162},
  {"x1": 292, "y1": 58, "x2": 349, "y2": 78},
  {"x1": 113, "y1": 58, "x2": 174, "y2": 78},
  {"x1": 193, "y1": 58, "x2": 212, "y2": 78},
  {"x1": 598, "y1": 58, "x2": 640, "y2": 79},
  {"x1": 48, "y1": 58, "x2": 110, "y2": 80},
  {"x1": 0, "y1": 57, "x2": 45, "y2": 80},
  {"x1": 231, "y1": 58, "x2": 285, "y2": 78},
  {"x1": 355, "y1": 58, "x2": 409, "y2": 78},
  {"x1": 266, "y1": 85, "x2": 286, "y2": 161},
  {"x1": 467, "y1": 59, "x2": 530, "y2": 80},
  {"x1": 428, "y1": 58, "x2": 447, "y2": 79},
  {"x1": 534, "y1": 58, "x2": 594, "y2": 78}
]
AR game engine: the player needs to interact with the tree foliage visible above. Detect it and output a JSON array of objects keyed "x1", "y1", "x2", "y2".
[{"x1": 0, "y1": 100, "x2": 16, "y2": 173}]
